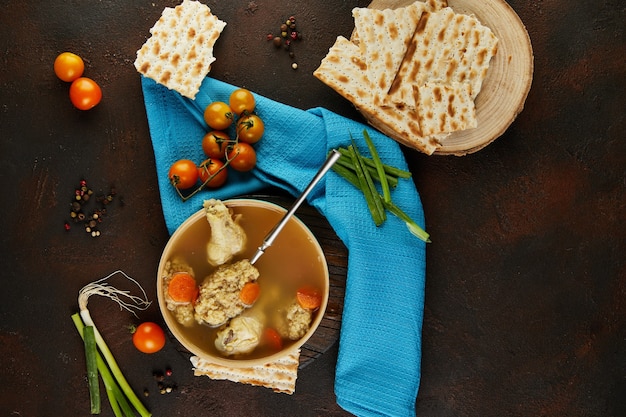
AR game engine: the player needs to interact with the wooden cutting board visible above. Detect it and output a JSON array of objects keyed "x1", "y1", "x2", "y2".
[{"x1": 365, "y1": 0, "x2": 534, "y2": 155}]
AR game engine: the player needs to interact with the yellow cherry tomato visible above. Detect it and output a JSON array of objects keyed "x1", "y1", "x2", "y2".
[
  {"x1": 229, "y1": 88, "x2": 256, "y2": 116},
  {"x1": 54, "y1": 52, "x2": 85, "y2": 82},
  {"x1": 204, "y1": 101, "x2": 233, "y2": 130}
]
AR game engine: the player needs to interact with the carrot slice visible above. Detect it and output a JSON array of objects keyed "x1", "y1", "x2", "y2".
[
  {"x1": 262, "y1": 327, "x2": 283, "y2": 351},
  {"x1": 239, "y1": 281, "x2": 260, "y2": 306},
  {"x1": 296, "y1": 286, "x2": 322, "y2": 310},
  {"x1": 167, "y1": 272, "x2": 198, "y2": 303}
]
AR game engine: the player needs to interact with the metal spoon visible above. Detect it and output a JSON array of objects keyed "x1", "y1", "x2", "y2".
[{"x1": 249, "y1": 149, "x2": 341, "y2": 265}]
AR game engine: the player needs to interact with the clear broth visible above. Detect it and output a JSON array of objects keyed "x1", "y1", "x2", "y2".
[{"x1": 162, "y1": 201, "x2": 327, "y2": 360}]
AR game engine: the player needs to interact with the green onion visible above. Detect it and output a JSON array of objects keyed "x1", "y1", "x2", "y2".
[
  {"x1": 383, "y1": 200, "x2": 431, "y2": 243},
  {"x1": 337, "y1": 147, "x2": 411, "y2": 179},
  {"x1": 348, "y1": 144, "x2": 385, "y2": 226},
  {"x1": 353, "y1": 142, "x2": 386, "y2": 224},
  {"x1": 332, "y1": 163, "x2": 360, "y2": 188},
  {"x1": 73, "y1": 271, "x2": 152, "y2": 417},
  {"x1": 98, "y1": 348, "x2": 135, "y2": 417},
  {"x1": 334, "y1": 163, "x2": 431, "y2": 242},
  {"x1": 330, "y1": 131, "x2": 431, "y2": 243},
  {"x1": 104, "y1": 387, "x2": 123, "y2": 417},
  {"x1": 83, "y1": 326, "x2": 101, "y2": 414},
  {"x1": 334, "y1": 152, "x2": 399, "y2": 187},
  {"x1": 72, "y1": 313, "x2": 137, "y2": 417},
  {"x1": 79, "y1": 313, "x2": 150, "y2": 417},
  {"x1": 362, "y1": 130, "x2": 391, "y2": 203}
]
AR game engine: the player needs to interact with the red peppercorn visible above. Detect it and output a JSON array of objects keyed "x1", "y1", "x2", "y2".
[{"x1": 268, "y1": 15, "x2": 303, "y2": 68}]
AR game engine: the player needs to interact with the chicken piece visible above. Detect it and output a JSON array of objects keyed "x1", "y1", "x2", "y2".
[
  {"x1": 214, "y1": 314, "x2": 264, "y2": 355},
  {"x1": 276, "y1": 300, "x2": 313, "y2": 340},
  {"x1": 194, "y1": 259, "x2": 260, "y2": 327},
  {"x1": 204, "y1": 199, "x2": 247, "y2": 266},
  {"x1": 161, "y1": 258, "x2": 197, "y2": 327}
]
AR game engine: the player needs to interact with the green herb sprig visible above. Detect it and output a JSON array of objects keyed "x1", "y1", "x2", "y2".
[{"x1": 332, "y1": 130, "x2": 431, "y2": 243}]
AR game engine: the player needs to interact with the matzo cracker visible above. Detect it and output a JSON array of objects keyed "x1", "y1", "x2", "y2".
[
  {"x1": 134, "y1": 0, "x2": 226, "y2": 99},
  {"x1": 191, "y1": 349, "x2": 300, "y2": 395},
  {"x1": 313, "y1": 1, "x2": 498, "y2": 154}
]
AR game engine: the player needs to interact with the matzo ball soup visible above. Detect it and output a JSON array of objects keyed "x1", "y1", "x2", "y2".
[{"x1": 157, "y1": 199, "x2": 328, "y2": 363}]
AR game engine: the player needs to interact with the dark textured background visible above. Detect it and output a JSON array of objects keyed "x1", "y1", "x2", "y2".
[{"x1": 1, "y1": 1, "x2": 624, "y2": 416}]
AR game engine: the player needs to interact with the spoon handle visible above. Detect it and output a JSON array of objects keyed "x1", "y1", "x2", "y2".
[{"x1": 250, "y1": 149, "x2": 341, "y2": 265}]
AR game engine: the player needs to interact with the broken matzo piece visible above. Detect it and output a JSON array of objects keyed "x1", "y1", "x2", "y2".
[
  {"x1": 134, "y1": 0, "x2": 226, "y2": 99},
  {"x1": 313, "y1": 36, "x2": 443, "y2": 154},
  {"x1": 352, "y1": 0, "x2": 447, "y2": 106},
  {"x1": 413, "y1": 81, "x2": 477, "y2": 136},
  {"x1": 313, "y1": 36, "x2": 374, "y2": 107},
  {"x1": 387, "y1": 7, "x2": 498, "y2": 108},
  {"x1": 191, "y1": 349, "x2": 300, "y2": 395}
]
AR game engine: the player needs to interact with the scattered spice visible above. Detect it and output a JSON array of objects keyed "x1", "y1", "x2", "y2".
[
  {"x1": 66, "y1": 179, "x2": 119, "y2": 237},
  {"x1": 150, "y1": 367, "x2": 177, "y2": 395},
  {"x1": 267, "y1": 15, "x2": 302, "y2": 69}
]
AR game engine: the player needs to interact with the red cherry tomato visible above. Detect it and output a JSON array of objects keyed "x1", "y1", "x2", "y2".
[
  {"x1": 198, "y1": 158, "x2": 228, "y2": 188},
  {"x1": 226, "y1": 142, "x2": 257, "y2": 172},
  {"x1": 54, "y1": 52, "x2": 85, "y2": 82},
  {"x1": 132, "y1": 322, "x2": 166, "y2": 354},
  {"x1": 69, "y1": 77, "x2": 102, "y2": 110},
  {"x1": 237, "y1": 114, "x2": 265, "y2": 144},
  {"x1": 168, "y1": 159, "x2": 199, "y2": 190}
]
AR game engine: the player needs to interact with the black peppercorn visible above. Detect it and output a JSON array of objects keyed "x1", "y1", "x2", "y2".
[{"x1": 65, "y1": 179, "x2": 119, "y2": 236}]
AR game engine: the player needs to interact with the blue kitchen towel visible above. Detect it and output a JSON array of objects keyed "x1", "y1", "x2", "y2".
[{"x1": 141, "y1": 75, "x2": 427, "y2": 417}]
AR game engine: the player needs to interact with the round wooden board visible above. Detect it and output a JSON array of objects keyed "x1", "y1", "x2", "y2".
[{"x1": 366, "y1": 0, "x2": 534, "y2": 156}]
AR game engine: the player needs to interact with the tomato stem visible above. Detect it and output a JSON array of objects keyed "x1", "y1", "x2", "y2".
[
  {"x1": 175, "y1": 152, "x2": 235, "y2": 202},
  {"x1": 170, "y1": 91, "x2": 261, "y2": 201}
]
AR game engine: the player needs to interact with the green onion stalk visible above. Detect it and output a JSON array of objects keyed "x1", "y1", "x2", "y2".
[
  {"x1": 331, "y1": 130, "x2": 431, "y2": 243},
  {"x1": 73, "y1": 270, "x2": 152, "y2": 417}
]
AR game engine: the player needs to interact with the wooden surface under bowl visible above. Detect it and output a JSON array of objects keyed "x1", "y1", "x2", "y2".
[{"x1": 365, "y1": 0, "x2": 534, "y2": 155}]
